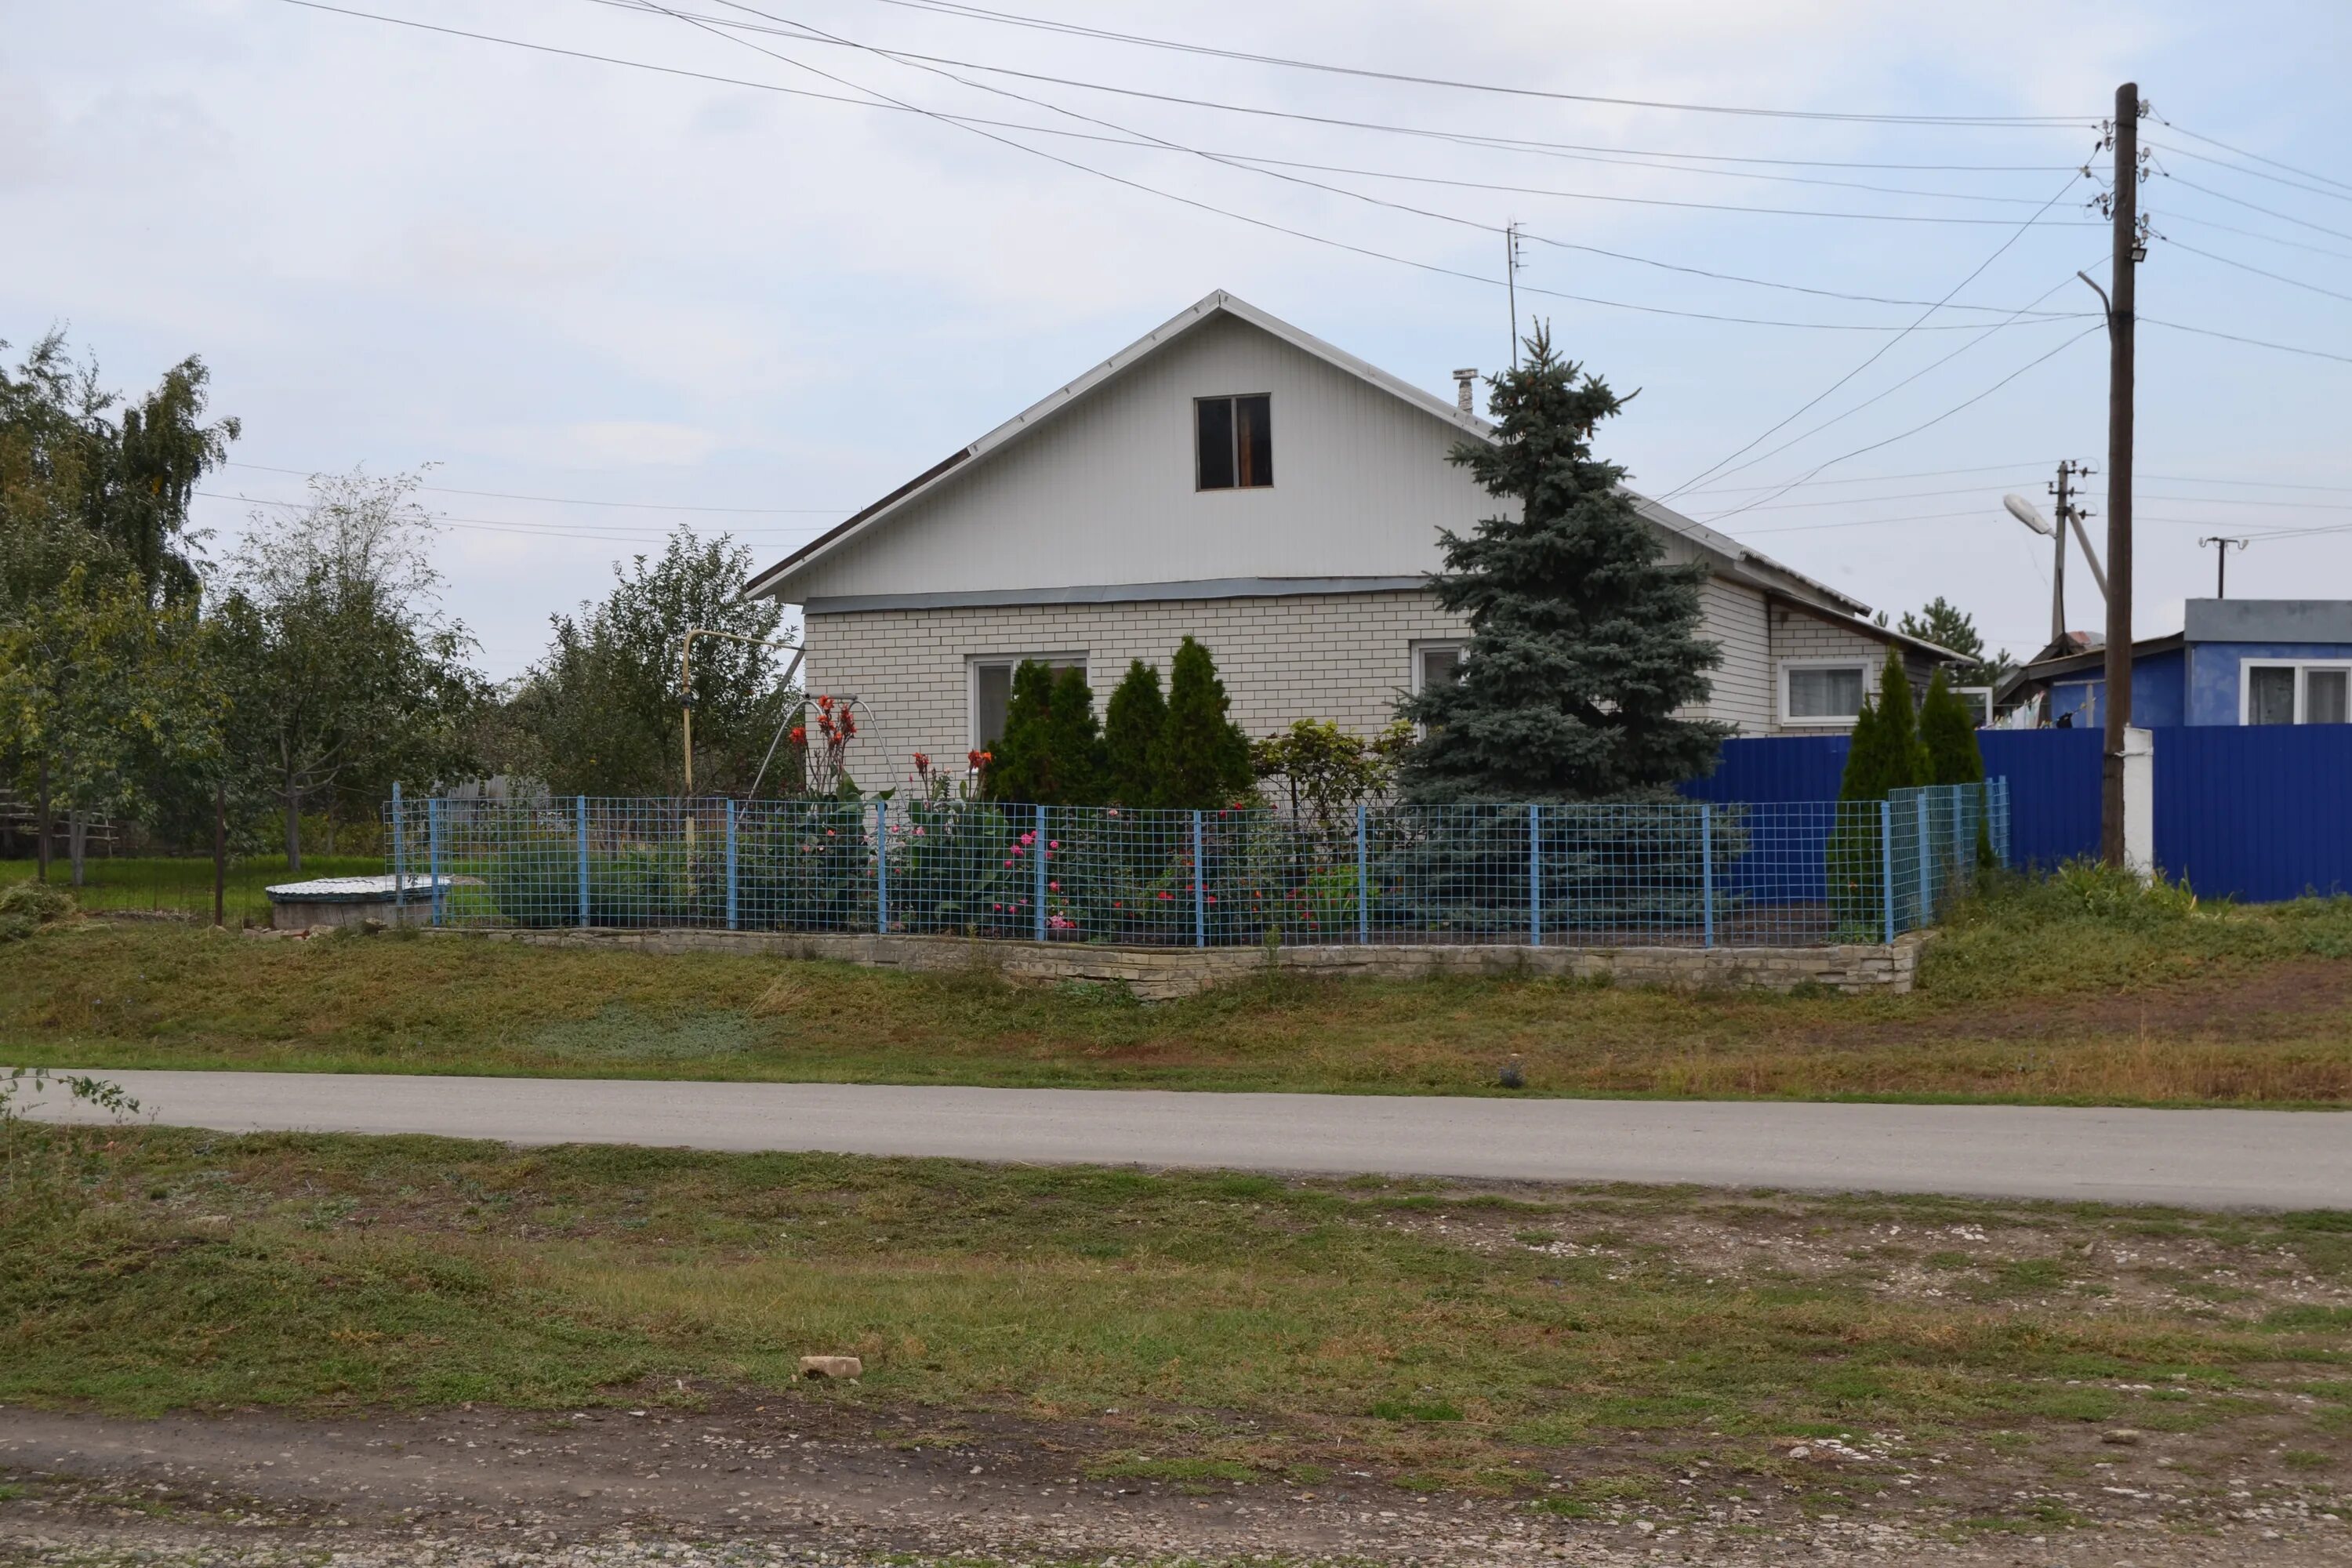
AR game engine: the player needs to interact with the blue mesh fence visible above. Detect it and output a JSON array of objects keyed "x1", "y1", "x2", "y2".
[{"x1": 385, "y1": 779, "x2": 2009, "y2": 948}]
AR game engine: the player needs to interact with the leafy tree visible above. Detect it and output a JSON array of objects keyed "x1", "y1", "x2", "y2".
[
  {"x1": 512, "y1": 528, "x2": 794, "y2": 798},
  {"x1": 1151, "y1": 637, "x2": 1253, "y2": 809},
  {"x1": 1101, "y1": 659, "x2": 1166, "y2": 807},
  {"x1": 0, "y1": 333, "x2": 238, "y2": 872},
  {"x1": 0, "y1": 566, "x2": 221, "y2": 884},
  {"x1": 215, "y1": 470, "x2": 482, "y2": 867},
  {"x1": 1398, "y1": 327, "x2": 1726, "y2": 801},
  {"x1": 1250, "y1": 719, "x2": 1411, "y2": 836},
  {"x1": 1918, "y1": 668, "x2": 1986, "y2": 787},
  {"x1": 1897, "y1": 597, "x2": 2013, "y2": 690}
]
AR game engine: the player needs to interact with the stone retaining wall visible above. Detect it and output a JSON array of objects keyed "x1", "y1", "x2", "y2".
[{"x1": 434, "y1": 926, "x2": 1921, "y2": 1000}]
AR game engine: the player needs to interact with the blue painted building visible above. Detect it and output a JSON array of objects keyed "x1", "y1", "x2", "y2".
[{"x1": 2013, "y1": 600, "x2": 2352, "y2": 728}]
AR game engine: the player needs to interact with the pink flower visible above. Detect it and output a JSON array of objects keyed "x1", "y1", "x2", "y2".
[
  {"x1": 1048, "y1": 840, "x2": 1059, "y2": 850},
  {"x1": 1048, "y1": 880, "x2": 1060, "y2": 893}
]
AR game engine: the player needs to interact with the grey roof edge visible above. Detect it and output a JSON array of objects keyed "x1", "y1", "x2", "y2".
[
  {"x1": 744, "y1": 292, "x2": 1908, "y2": 636},
  {"x1": 2182, "y1": 597, "x2": 2352, "y2": 644},
  {"x1": 804, "y1": 577, "x2": 1431, "y2": 615}
]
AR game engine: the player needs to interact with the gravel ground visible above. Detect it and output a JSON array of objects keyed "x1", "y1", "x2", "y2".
[{"x1": 5, "y1": 1403, "x2": 2351, "y2": 1568}]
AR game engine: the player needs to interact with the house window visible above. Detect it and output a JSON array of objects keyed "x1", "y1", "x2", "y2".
[
  {"x1": 2245, "y1": 661, "x2": 2352, "y2": 725},
  {"x1": 970, "y1": 655, "x2": 1087, "y2": 749},
  {"x1": 1412, "y1": 641, "x2": 1465, "y2": 695},
  {"x1": 1954, "y1": 686, "x2": 1994, "y2": 728},
  {"x1": 1780, "y1": 659, "x2": 1869, "y2": 724},
  {"x1": 1196, "y1": 394, "x2": 1272, "y2": 490}
]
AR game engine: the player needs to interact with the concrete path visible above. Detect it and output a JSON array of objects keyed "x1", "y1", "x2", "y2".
[{"x1": 24, "y1": 1069, "x2": 2351, "y2": 1208}]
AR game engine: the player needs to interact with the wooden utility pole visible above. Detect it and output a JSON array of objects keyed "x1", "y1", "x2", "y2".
[
  {"x1": 2100, "y1": 82, "x2": 2143, "y2": 868},
  {"x1": 2048, "y1": 461, "x2": 2075, "y2": 647}
]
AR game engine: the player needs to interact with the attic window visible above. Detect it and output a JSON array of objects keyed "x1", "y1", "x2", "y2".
[{"x1": 1196, "y1": 394, "x2": 1272, "y2": 490}]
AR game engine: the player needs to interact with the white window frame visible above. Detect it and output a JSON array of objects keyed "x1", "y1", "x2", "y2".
[
  {"x1": 967, "y1": 652, "x2": 1088, "y2": 750},
  {"x1": 1954, "y1": 686, "x2": 1994, "y2": 728},
  {"x1": 1409, "y1": 640, "x2": 1465, "y2": 696},
  {"x1": 1777, "y1": 657, "x2": 1872, "y2": 727},
  {"x1": 2240, "y1": 659, "x2": 2352, "y2": 725}
]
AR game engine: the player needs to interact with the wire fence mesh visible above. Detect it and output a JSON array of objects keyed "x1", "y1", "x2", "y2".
[{"x1": 385, "y1": 779, "x2": 2009, "y2": 949}]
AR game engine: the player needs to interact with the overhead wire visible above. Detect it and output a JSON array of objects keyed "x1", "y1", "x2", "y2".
[
  {"x1": 1690, "y1": 322, "x2": 2107, "y2": 526},
  {"x1": 223, "y1": 460, "x2": 851, "y2": 513},
  {"x1": 1659, "y1": 169, "x2": 2094, "y2": 502},
  {"x1": 278, "y1": 0, "x2": 2084, "y2": 336},
  {"x1": 2141, "y1": 318, "x2": 2352, "y2": 365},
  {"x1": 765, "y1": 0, "x2": 2100, "y2": 125},
  {"x1": 2143, "y1": 140, "x2": 2352, "y2": 206},
  {"x1": 198, "y1": 490, "x2": 835, "y2": 540},
  {"x1": 2154, "y1": 118, "x2": 2352, "y2": 199},
  {"x1": 2153, "y1": 234, "x2": 2352, "y2": 306}
]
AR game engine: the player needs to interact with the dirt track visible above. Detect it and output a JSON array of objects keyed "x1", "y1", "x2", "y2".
[{"x1": 5, "y1": 1400, "x2": 2350, "y2": 1567}]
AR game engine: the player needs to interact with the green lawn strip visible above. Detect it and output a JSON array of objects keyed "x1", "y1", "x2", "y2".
[
  {"x1": 6, "y1": 897, "x2": 2352, "y2": 1104},
  {"x1": 5, "y1": 1128, "x2": 2349, "y2": 1491},
  {"x1": 0, "y1": 855, "x2": 379, "y2": 922}
]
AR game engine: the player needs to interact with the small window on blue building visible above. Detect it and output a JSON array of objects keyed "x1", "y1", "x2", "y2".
[{"x1": 2246, "y1": 662, "x2": 2350, "y2": 724}]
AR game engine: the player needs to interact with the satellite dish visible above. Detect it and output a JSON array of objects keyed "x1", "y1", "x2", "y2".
[{"x1": 2003, "y1": 494, "x2": 2055, "y2": 536}]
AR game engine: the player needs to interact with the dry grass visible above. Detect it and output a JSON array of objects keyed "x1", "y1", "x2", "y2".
[
  {"x1": 3, "y1": 866, "x2": 2350, "y2": 1105},
  {"x1": 7, "y1": 1126, "x2": 2352, "y2": 1486}
]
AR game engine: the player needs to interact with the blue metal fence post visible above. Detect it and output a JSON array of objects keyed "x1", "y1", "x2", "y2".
[
  {"x1": 1355, "y1": 803, "x2": 1370, "y2": 946},
  {"x1": 727, "y1": 799, "x2": 740, "y2": 931},
  {"x1": 1917, "y1": 790, "x2": 1933, "y2": 921},
  {"x1": 1700, "y1": 804, "x2": 1715, "y2": 949},
  {"x1": 1527, "y1": 804, "x2": 1541, "y2": 947},
  {"x1": 1034, "y1": 803, "x2": 1047, "y2": 942},
  {"x1": 1192, "y1": 810, "x2": 1207, "y2": 948},
  {"x1": 391, "y1": 781, "x2": 405, "y2": 911},
  {"x1": 428, "y1": 797, "x2": 443, "y2": 927},
  {"x1": 877, "y1": 797, "x2": 890, "y2": 935},
  {"x1": 575, "y1": 795, "x2": 590, "y2": 927},
  {"x1": 1878, "y1": 797, "x2": 1895, "y2": 943}
]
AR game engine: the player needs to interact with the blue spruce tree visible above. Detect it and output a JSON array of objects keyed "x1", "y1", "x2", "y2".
[{"x1": 1399, "y1": 326, "x2": 1728, "y2": 801}]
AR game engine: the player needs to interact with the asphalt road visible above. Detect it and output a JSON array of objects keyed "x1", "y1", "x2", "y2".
[{"x1": 24, "y1": 1069, "x2": 2351, "y2": 1208}]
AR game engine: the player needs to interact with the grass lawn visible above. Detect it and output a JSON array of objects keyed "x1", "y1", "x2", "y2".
[
  {"x1": 5, "y1": 869, "x2": 2352, "y2": 1105},
  {"x1": 0, "y1": 855, "x2": 379, "y2": 924},
  {"x1": 5, "y1": 1125, "x2": 2350, "y2": 1500}
]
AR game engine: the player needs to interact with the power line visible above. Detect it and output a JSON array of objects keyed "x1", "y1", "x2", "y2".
[
  {"x1": 2156, "y1": 209, "x2": 2352, "y2": 266},
  {"x1": 223, "y1": 460, "x2": 851, "y2": 513},
  {"x1": 661, "y1": 2, "x2": 2107, "y2": 227},
  {"x1": 280, "y1": 0, "x2": 2082, "y2": 334},
  {"x1": 2141, "y1": 472, "x2": 2352, "y2": 494},
  {"x1": 2154, "y1": 234, "x2": 2352, "y2": 306},
  {"x1": 1675, "y1": 459, "x2": 2068, "y2": 495},
  {"x1": 746, "y1": 0, "x2": 2100, "y2": 125},
  {"x1": 1693, "y1": 323, "x2": 2107, "y2": 525},
  {"x1": 594, "y1": 1, "x2": 2089, "y2": 203},
  {"x1": 2143, "y1": 140, "x2": 2352, "y2": 207},
  {"x1": 2142, "y1": 317, "x2": 2352, "y2": 365},
  {"x1": 2155, "y1": 170, "x2": 2352, "y2": 245},
  {"x1": 198, "y1": 490, "x2": 833, "y2": 539},
  {"x1": 1660, "y1": 170, "x2": 2093, "y2": 502},
  {"x1": 2154, "y1": 118, "x2": 2352, "y2": 199}
]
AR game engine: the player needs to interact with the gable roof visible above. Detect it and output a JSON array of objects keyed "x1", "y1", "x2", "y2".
[{"x1": 743, "y1": 289, "x2": 1886, "y2": 631}]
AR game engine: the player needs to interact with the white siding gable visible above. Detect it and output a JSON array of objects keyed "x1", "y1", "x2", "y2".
[{"x1": 789, "y1": 311, "x2": 1496, "y2": 601}]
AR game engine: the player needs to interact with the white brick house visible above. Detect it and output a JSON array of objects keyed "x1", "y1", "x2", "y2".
[{"x1": 746, "y1": 292, "x2": 1948, "y2": 775}]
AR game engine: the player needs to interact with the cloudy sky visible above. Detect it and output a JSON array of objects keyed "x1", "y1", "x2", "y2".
[{"x1": 11, "y1": 0, "x2": 2352, "y2": 681}]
